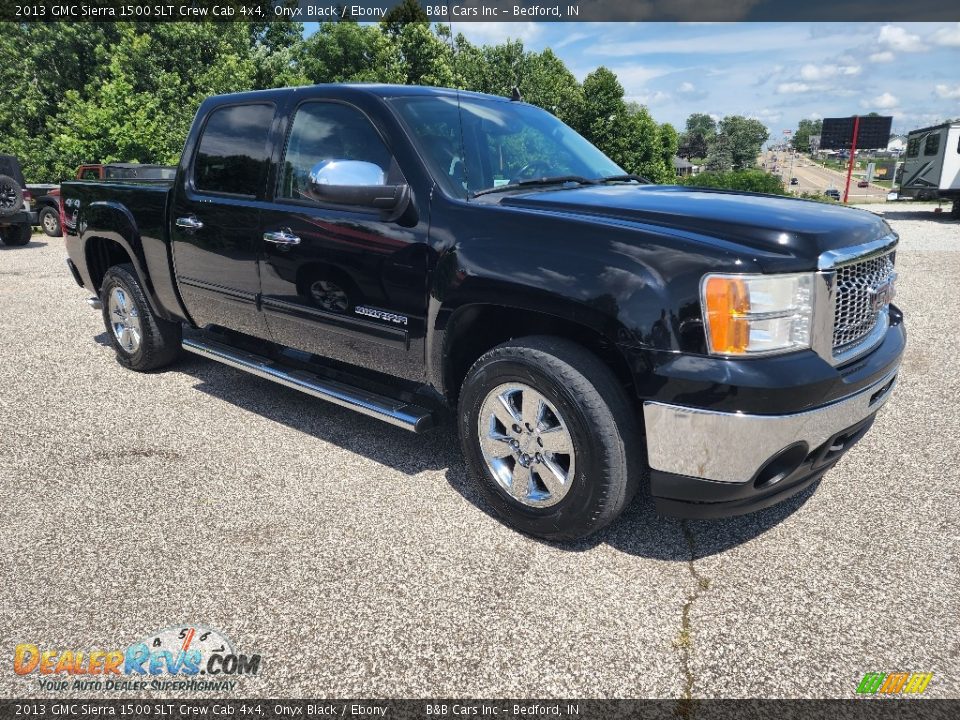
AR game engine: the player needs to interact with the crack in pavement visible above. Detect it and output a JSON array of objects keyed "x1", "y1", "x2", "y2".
[{"x1": 676, "y1": 520, "x2": 711, "y2": 717}]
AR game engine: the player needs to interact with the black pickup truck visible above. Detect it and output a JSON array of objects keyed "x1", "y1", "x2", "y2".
[{"x1": 62, "y1": 85, "x2": 904, "y2": 540}]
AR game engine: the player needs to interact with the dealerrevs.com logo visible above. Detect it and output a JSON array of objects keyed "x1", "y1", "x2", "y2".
[{"x1": 13, "y1": 625, "x2": 261, "y2": 692}]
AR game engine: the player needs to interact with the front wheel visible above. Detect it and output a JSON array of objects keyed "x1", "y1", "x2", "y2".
[
  {"x1": 458, "y1": 336, "x2": 640, "y2": 540},
  {"x1": 100, "y1": 264, "x2": 182, "y2": 371}
]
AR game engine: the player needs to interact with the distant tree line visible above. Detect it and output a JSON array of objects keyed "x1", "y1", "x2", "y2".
[{"x1": 0, "y1": 7, "x2": 679, "y2": 183}]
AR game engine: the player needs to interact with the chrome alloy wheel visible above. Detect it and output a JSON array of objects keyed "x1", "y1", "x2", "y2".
[
  {"x1": 477, "y1": 382, "x2": 576, "y2": 508},
  {"x1": 108, "y1": 287, "x2": 142, "y2": 353}
]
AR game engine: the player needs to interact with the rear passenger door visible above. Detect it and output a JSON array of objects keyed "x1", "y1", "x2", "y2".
[
  {"x1": 258, "y1": 99, "x2": 430, "y2": 383},
  {"x1": 171, "y1": 102, "x2": 278, "y2": 339}
]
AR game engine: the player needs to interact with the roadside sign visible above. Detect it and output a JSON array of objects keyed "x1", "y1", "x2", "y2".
[{"x1": 821, "y1": 116, "x2": 893, "y2": 150}]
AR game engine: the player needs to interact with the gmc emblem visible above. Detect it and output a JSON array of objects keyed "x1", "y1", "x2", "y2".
[{"x1": 869, "y1": 274, "x2": 897, "y2": 313}]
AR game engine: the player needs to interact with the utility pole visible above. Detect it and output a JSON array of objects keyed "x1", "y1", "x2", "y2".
[{"x1": 842, "y1": 115, "x2": 861, "y2": 204}]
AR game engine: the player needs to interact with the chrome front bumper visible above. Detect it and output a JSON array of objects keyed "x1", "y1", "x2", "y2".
[{"x1": 643, "y1": 366, "x2": 899, "y2": 484}]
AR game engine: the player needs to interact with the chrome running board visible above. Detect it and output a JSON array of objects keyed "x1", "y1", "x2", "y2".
[{"x1": 182, "y1": 337, "x2": 434, "y2": 433}]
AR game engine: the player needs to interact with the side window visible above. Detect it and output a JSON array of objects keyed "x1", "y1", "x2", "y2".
[
  {"x1": 279, "y1": 102, "x2": 397, "y2": 203},
  {"x1": 924, "y1": 134, "x2": 940, "y2": 156},
  {"x1": 906, "y1": 138, "x2": 920, "y2": 158},
  {"x1": 81, "y1": 169, "x2": 98, "y2": 180},
  {"x1": 194, "y1": 103, "x2": 274, "y2": 196}
]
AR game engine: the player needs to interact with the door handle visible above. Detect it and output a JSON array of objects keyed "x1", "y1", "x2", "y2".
[
  {"x1": 263, "y1": 229, "x2": 301, "y2": 247},
  {"x1": 175, "y1": 216, "x2": 204, "y2": 230}
]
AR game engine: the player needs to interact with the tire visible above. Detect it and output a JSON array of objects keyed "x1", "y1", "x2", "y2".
[
  {"x1": 458, "y1": 336, "x2": 640, "y2": 541},
  {"x1": 0, "y1": 175, "x2": 23, "y2": 218},
  {"x1": 952, "y1": 200, "x2": 960, "y2": 220},
  {"x1": 39, "y1": 206, "x2": 61, "y2": 237},
  {"x1": 100, "y1": 263, "x2": 182, "y2": 371},
  {"x1": 0, "y1": 223, "x2": 31, "y2": 246}
]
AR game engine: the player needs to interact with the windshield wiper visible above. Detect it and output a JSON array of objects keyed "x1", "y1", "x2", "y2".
[
  {"x1": 597, "y1": 174, "x2": 652, "y2": 184},
  {"x1": 472, "y1": 175, "x2": 597, "y2": 198}
]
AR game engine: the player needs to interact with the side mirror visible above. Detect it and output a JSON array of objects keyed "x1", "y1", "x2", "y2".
[{"x1": 307, "y1": 160, "x2": 410, "y2": 218}]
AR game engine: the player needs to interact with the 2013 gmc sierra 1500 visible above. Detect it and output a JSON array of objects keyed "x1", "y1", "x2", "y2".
[{"x1": 61, "y1": 84, "x2": 904, "y2": 540}]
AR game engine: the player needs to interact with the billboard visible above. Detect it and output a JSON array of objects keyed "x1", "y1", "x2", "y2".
[{"x1": 821, "y1": 116, "x2": 893, "y2": 150}]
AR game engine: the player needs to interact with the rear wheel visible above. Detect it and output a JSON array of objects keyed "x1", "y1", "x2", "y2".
[
  {"x1": 952, "y1": 199, "x2": 960, "y2": 220},
  {"x1": 100, "y1": 264, "x2": 182, "y2": 371},
  {"x1": 458, "y1": 336, "x2": 640, "y2": 540},
  {"x1": 0, "y1": 224, "x2": 31, "y2": 246},
  {"x1": 39, "y1": 206, "x2": 61, "y2": 236}
]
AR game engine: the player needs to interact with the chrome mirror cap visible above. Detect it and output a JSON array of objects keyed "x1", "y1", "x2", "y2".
[{"x1": 309, "y1": 160, "x2": 385, "y2": 188}]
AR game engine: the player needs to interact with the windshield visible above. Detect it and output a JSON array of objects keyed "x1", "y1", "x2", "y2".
[{"x1": 391, "y1": 95, "x2": 624, "y2": 199}]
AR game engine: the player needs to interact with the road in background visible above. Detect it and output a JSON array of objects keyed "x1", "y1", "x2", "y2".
[{"x1": 762, "y1": 150, "x2": 889, "y2": 202}]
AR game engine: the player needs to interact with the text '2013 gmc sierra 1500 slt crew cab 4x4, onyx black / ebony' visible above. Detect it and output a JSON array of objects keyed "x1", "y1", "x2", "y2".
[{"x1": 61, "y1": 85, "x2": 904, "y2": 540}]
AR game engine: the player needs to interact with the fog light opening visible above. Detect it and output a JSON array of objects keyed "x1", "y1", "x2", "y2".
[{"x1": 753, "y1": 442, "x2": 809, "y2": 489}]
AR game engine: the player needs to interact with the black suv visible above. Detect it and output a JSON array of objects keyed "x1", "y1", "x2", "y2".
[{"x1": 0, "y1": 154, "x2": 35, "y2": 246}]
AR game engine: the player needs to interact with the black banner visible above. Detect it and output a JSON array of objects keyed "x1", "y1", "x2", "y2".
[
  {"x1": 1, "y1": 700, "x2": 958, "y2": 719},
  {"x1": 2, "y1": 0, "x2": 959, "y2": 23}
]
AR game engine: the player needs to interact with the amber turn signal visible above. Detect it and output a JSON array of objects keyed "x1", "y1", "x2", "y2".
[{"x1": 703, "y1": 276, "x2": 751, "y2": 354}]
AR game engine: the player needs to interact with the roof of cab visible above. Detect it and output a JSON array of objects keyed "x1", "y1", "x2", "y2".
[{"x1": 205, "y1": 83, "x2": 511, "y2": 106}]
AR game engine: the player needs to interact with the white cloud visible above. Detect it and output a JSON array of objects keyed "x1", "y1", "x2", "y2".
[
  {"x1": 864, "y1": 92, "x2": 900, "y2": 110},
  {"x1": 552, "y1": 32, "x2": 590, "y2": 50},
  {"x1": 799, "y1": 63, "x2": 860, "y2": 81},
  {"x1": 877, "y1": 25, "x2": 923, "y2": 53},
  {"x1": 593, "y1": 26, "x2": 873, "y2": 57},
  {"x1": 777, "y1": 82, "x2": 816, "y2": 94},
  {"x1": 931, "y1": 23, "x2": 960, "y2": 47},
  {"x1": 935, "y1": 84, "x2": 960, "y2": 100},
  {"x1": 869, "y1": 51, "x2": 895, "y2": 63},
  {"x1": 455, "y1": 22, "x2": 541, "y2": 46},
  {"x1": 630, "y1": 90, "x2": 671, "y2": 105},
  {"x1": 678, "y1": 81, "x2": 696, "y2": 93}
]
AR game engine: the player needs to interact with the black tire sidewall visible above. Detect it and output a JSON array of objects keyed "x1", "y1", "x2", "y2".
[
  {"x1": 0, "y1": 223, "x2": 31, "y2": 246},
  {"x1": 460, "y1": 354, "x2": 621, "y2": 539},
  {"x1": 100, "y1": 267, "x2": 151, "y2": 370}
]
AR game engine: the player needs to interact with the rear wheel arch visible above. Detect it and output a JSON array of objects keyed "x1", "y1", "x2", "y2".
[{"x1": 83, "y1": 234, "x2": 167, "y2": 319}]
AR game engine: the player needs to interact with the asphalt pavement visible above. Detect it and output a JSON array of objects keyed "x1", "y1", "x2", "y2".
[{"x1": 1, "y1": 207, "x2": 958, "y2": 700}]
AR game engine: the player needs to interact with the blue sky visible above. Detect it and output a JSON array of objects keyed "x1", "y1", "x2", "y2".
[{"x1": 433, "y1": 22, "x2": 960, "y2": 136}]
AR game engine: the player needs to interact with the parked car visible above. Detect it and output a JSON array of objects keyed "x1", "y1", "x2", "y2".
[
  {"x1": 790, "y1": 177, "x2": 799, "y2": 185},
  {"x1": 61, "y1": 85, "x2": 905, "y2": 540},
  {"x1": 28, "y1": 184, "x2": 63, "y2": 236},
  {"x1": 75, "y1": 163, "x2": 176, "y2": 181},
  {"x1": 824, "y1": 188, "x2": 841, "y2": 200},
  {"x1": 857, "y1": 180, "x2": 870, "y2": 188},
  {"x1": 0, "y1": 154, "x2": 35, "y2": 246}
]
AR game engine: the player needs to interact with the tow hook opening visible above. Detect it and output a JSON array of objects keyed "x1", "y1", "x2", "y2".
[{"x1": 753, "y1": 442, "x2": 809, "y2": 489}]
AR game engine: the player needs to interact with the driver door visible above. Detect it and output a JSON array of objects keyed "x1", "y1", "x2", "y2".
[{"x1": 258, "y1": 100, "x2": 429, "y2": 383}]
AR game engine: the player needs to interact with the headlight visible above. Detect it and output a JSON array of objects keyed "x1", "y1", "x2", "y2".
[{"x1": 701, "y1": 273, "x2": 814, "y2": 355}]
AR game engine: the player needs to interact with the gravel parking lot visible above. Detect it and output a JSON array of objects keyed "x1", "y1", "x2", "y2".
[{"x1": 1, "y1": 204, "x2": 958, "y2": 700}]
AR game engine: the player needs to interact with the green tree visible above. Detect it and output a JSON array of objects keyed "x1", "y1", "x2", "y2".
[
  {"x1": 718, "y1": 115, "x2": 769, "y2": 169},
  {"x1": 382, "y1": 0, "x2": 430, "y2": 36},
  {"x1": 678, "y1": 113, "x2": 716, "y2": 160},
  {"x1": 53, "y1": 23, "x2": 256, "y2": 179},
  {"x1": 298, "y1": 22, "x2": 405, "y2": 84},
  {"x1": 396, "y1": 23, "x2": 455, "y2": 87},
  {"x1": 705, "y1": 133, "x2": 734, "y2": 172},
  {"x1": 791, "y1": 118, "x2": 822, "y2": 153}
]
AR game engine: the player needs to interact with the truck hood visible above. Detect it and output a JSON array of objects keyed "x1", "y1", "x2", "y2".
[{"x1": 499, "y1": 184, "x2": 894, "y2": 271}]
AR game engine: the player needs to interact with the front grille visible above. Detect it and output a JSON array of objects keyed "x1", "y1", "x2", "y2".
[{"x1": 833, "y1": 250, "x2": 896, "y2": 355}]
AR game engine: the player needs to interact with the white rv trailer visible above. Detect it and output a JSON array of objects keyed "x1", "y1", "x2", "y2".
[{"x1": 897, "y1": 121, "x2": 960, "y2": 216}]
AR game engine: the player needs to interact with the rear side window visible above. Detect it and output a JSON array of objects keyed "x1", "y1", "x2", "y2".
[
  {"x1": 194, "y1": 103, "x2": 274, "y2": 196},
  {"x1": 924, "y1": 134, "x2": 940, "y2": 156},
  {"x1": 906, "y1": 138, "x2": 920, "y2": 158}
]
